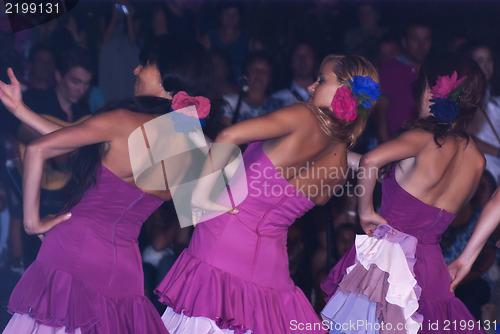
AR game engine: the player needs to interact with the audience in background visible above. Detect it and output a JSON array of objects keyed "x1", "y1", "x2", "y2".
[
  {"x1": 201, "y1": 3, "x2": 249, "y2": 82},
  {"x1": 344, "y1": 3, "x2": 387, "y2": 63},
  {"x1": 218, "y1": 51, "x2": 281, "y2": 127},
  {"x1": 462, "y1": 42, "x2": 500, "y2": 184},
  {"x1": 3, "y1": 3, "x2": 500, "y2": 330},
  {"x1": 373, "y1": 20, "x2": 432, "y2": 143},
  {"x1": 25, "y1": 45, "x2": 55, "y2": 90},
  {"x1": 272, "y1": 42, "x2": 317, "y2": 106},
  {"x1": 99, "y1": 2, "x2": 139, "y2": 102},
  {"x1": 375, "y1": 35, "x2": 401, "y2": 68}
]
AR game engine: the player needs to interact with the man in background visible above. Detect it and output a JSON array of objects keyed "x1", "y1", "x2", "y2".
[
  {"x1": 374, "y1": 21, "x2": 432, "y2": 143},
  {"x1": 272, "y1": 43, "x2": 316, "y2": 106}
]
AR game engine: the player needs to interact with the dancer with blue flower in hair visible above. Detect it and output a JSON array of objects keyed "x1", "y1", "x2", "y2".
[
  {"x1": 321, "y1": 54, "x2": 489, "y2": 334},
  {"x1": 155, "y1": 54, "x2": 380, "y2": 334}
]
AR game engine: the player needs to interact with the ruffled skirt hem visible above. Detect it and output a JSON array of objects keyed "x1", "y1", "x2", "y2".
[
  {"x1": 156, "y1": 250, "x2": 326, "y2": 333},
  {"x1": 7, "y1": 260, "x2": 168, "y2": 334}
]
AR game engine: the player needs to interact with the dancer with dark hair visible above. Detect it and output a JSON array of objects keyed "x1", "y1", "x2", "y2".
[
  {"x1": 321, "y1": 54, "x2": 488, "y2": 333},
  {"x1": 0, "y1": 37, "x2": 210, "y2": 333},
  {"x1": 156, "y1": 54, "x2": 380, "y2": 334}
]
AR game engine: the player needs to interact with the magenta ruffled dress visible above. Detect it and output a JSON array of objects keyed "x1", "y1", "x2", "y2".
[
  {"x1": 321, "y1": 166, "x2": 486, "y2": 334},
  {"x1": 155, "y1": 141, "x2": 326, "y2": 334},
  {"x1": 3, "y1": 165, "x2": 168, "y2": 334}
]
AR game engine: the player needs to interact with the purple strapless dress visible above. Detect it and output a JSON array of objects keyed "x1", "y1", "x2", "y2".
[
  {"x1": 155, "y1": 141, "x2": 326, "y2": 334},
  {"x1": 3, "y1": 165, "x2": 168, "y2": 334},
  {"x1": 321, "y1": 166, "x2": 486, "y2": 334}
]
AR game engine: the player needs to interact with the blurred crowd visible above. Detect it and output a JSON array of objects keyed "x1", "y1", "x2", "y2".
[{"x1": 1, "y1": 0, "x2": 500, "y2": 331}]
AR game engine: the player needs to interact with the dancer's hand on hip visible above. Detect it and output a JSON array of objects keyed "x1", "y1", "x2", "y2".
[
  {"x1": 448, "y1": 257, "x2": 472, "y2": 293},
  {"x1": 191, "y1": 198, "x2": 238, "y2": 226},
  {"x1": 359, "y1": 211, "x2": 388, "y2": 237}
]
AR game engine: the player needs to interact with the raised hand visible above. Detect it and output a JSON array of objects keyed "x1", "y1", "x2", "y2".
[{"x1": 0, "y1": 68, "x2": 23, "y2": 115}]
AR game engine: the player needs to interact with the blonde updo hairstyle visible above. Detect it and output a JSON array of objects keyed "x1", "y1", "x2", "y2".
[{"x1": 307, "y1": 54, "x2": 379, "y2": 146}]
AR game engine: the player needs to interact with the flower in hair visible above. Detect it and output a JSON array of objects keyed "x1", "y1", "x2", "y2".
[
  {"x1": 171, "y1": 91, "x2": 211, "y2": 133},
  {"x1": 429, "y1": 71, "x2": 467, "y2": 123},
  {"x1": 429, "y1": 99, "x2": 458, "y2": 123},
  {"x1": 330, "y1": 75, "x2": 380, "y2": 121},
  {"x1": 172, "y1": 91, "x2": 211, "y2": 119},
  {"x1": 349, "y1": 76, "x2": 381, "y2": 108},
  {"x1": 430, "y1": 71, "x2": 466, "y2": 99},
  {"x1": 331, "y1": 86, "x2": 358, "y2": 121}
]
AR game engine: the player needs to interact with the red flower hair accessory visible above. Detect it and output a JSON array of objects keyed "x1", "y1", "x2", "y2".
[
  {"x1": 172, "y1": 91, "x2": 210, "y2": 119},
  {"x1": 330, "y1": 85, "x2": 358, "y2": 121}
]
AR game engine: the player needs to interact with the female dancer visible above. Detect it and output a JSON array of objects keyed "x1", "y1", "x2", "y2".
[
  {"x1": 155, "y1": 54, "x2": 380, "y2": 334},
  {"x1": 321, "y1": 54, "x2": 488, "y2": 333},
  {"x1": 1, "y1": 39, "x2": 209, "y2": 333}
]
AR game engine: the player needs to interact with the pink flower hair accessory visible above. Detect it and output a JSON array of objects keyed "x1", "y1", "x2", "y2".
[
  {"x1": 330, "y1": 85, "x2": 358, "y2": 121},
  {"x1": 430, "y1": 71, "x2": 467, "y2": 99},
  {"x1": 172, "y1": 91, "x2": 211, "y2": 119}
]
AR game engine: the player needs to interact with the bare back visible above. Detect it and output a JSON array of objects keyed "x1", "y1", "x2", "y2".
[
  {"x1": 396, "y1": 130, "x2": 485, "y2": 214},
  {"x1": 261, "y1": 104, "x2": 348, "y2": 205},
  {"x1": 98, "y1": 109, "x2": 176, "y2": 201}
]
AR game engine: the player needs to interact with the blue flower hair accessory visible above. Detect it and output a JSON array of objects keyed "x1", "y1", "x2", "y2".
[
  {"x1": 342, "y1": 75, "x2": 381, "y2": 120},
  {"x1": 429, "y1": 71, "x2": 467, "y2": 124},
  {"x1": 429, "y1": 99, "x2": 458, "y2": 123}
]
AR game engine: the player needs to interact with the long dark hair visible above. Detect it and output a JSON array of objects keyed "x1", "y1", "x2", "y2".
[
  {"x1": 406, "y1": 53, "x2": 486, "y2": 147},
  {"x1": 63, "y1": 37, "x2": 211, "y2": 210}
]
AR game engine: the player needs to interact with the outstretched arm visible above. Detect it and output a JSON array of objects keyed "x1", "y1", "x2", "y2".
[
  {"x1": 358, "y1": 129, "x2": 428, "y2": 235},
  {"x1": 22, "y1": 110, "x2": 129, "y2": 235},
  {"x1": 472, "y1": 136, "x2": 500, "y2": 157},
  {"x1": 448, "y1": 188, "x2": 500, "y2": 292},
  {"x1": 0, "y1": 68, "x2": 62, "y2": 136}
]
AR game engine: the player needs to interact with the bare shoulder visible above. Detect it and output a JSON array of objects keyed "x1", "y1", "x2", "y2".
[
  {"x1": 89, "y1": 108, "x2": 136, "y2": 125},
  {"x1": 272, "y1": 103, "x2": 315, "y2": 119},
  {"x1": 243, "y1": 103, "x2": 317, "y2": 131},
  {"x1": 400, "y1": 128, "x2": 435, "y2": 142},
  {"x1": 216, "y1": 103, "x2": 320, "y2": 145},
  {"x1": 102, "y1": 108, "x2": 146, "y2": 123},
  {"x1": 92, "y1": 109, "x2": 155, "y2": 133},
  {"x1": 387, "y1": 128, "x2": 434, "y2": 150},
  {"x1": 273, "y1": 103, "x2": 322, "y2": 128}
]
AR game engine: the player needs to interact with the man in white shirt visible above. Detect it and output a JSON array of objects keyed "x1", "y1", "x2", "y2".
[{"x1": 272, "y1": 43, "x2": 316, "y2": 106}]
